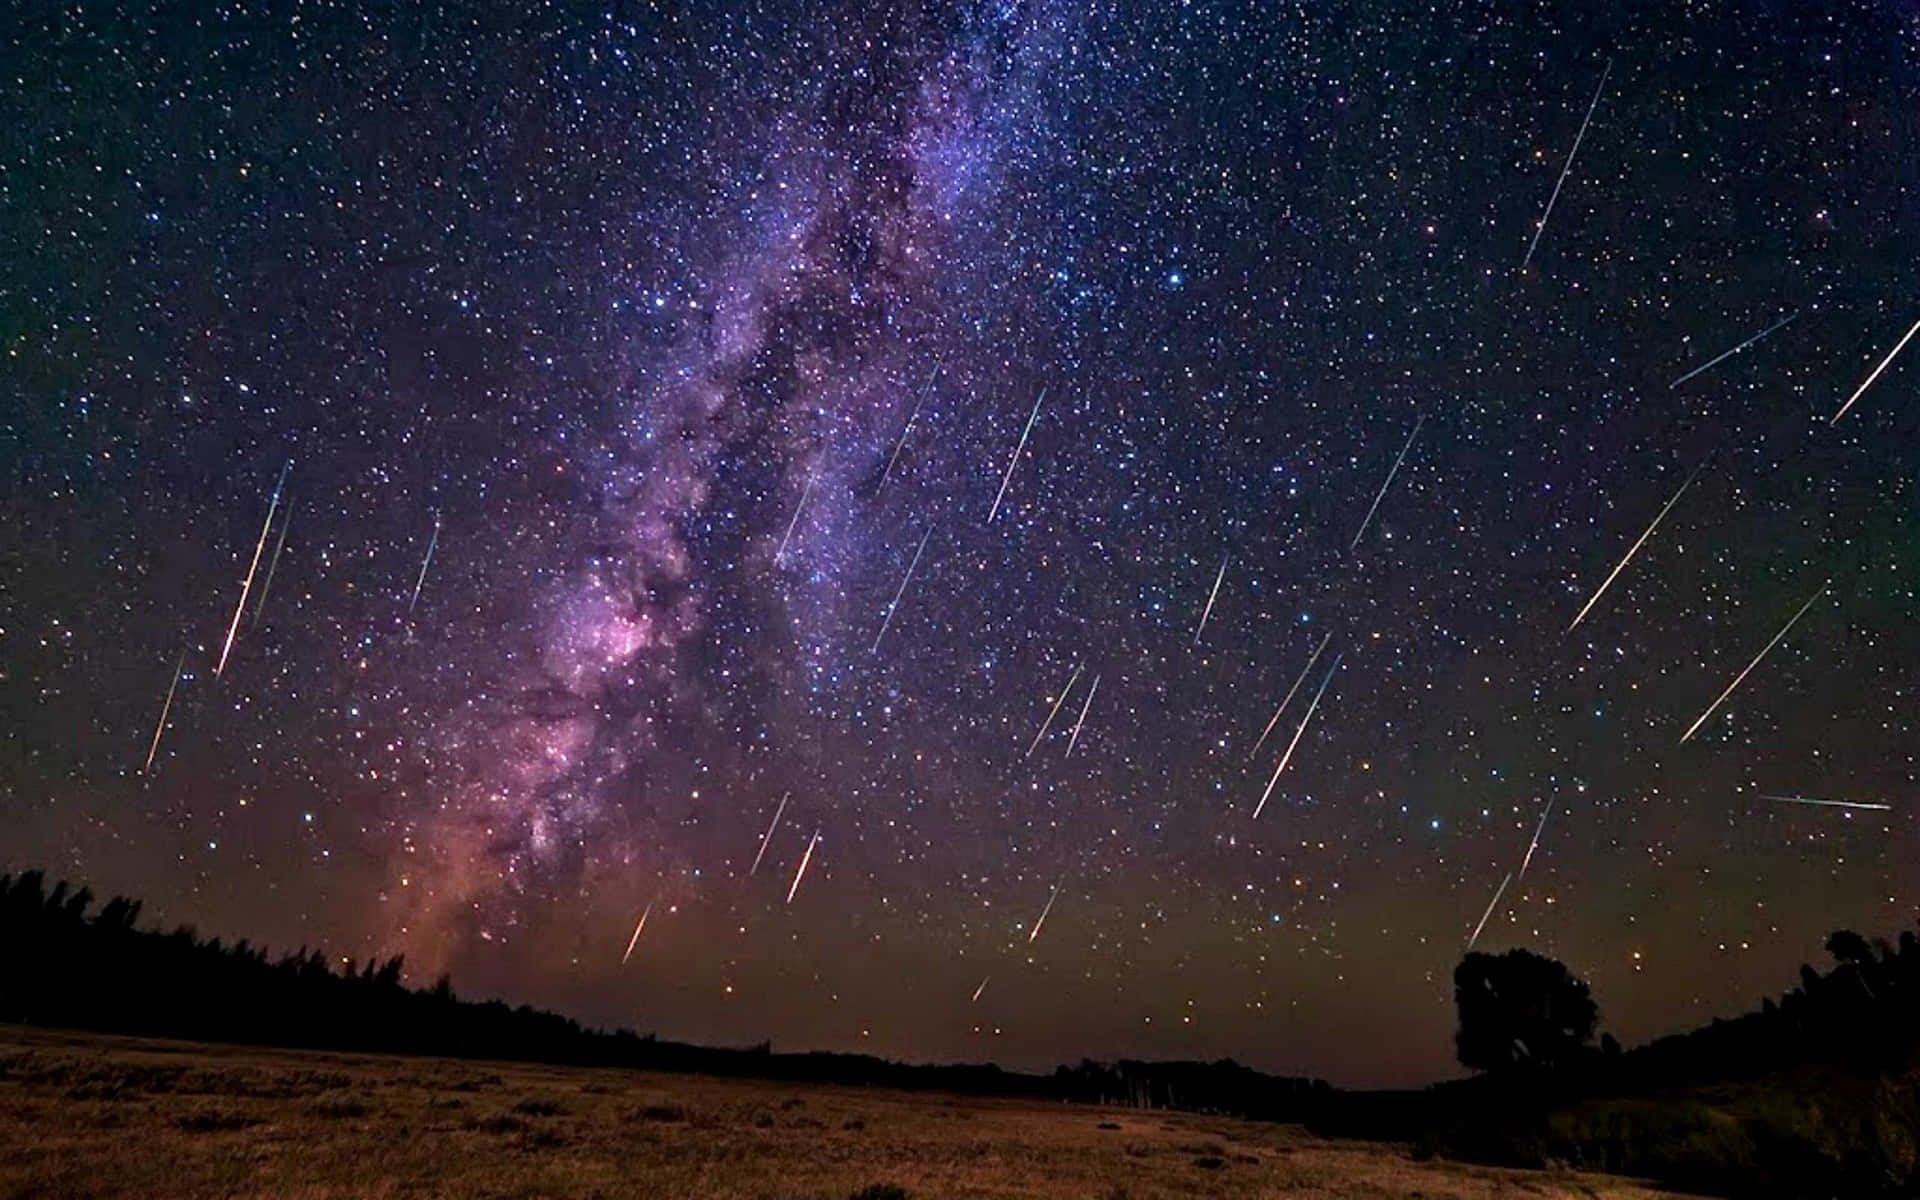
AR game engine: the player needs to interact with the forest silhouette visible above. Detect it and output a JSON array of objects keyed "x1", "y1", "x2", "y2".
[{"x1": 6, "y1": 867, "x2": 1920, "y2": 1194}]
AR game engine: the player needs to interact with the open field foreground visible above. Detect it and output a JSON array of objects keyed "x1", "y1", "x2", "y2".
[{"x1": 0, "y1": 1027, "x2": 1685, "y2": 1200}]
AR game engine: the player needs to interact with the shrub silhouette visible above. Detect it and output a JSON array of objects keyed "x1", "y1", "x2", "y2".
[{"x1": 1454, "y1": 948, "x2": 1598, "y2": 1073}]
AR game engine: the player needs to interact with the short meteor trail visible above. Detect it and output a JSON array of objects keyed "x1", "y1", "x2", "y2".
[
  {"x1": 773, "y1": 469, "x2": 817, "y2": 566},
  {"x1": 1669, "y1": 312, "x2": 1798, "y2": 389},
  {"x1": 216, "y1": 461, "x2": 290, "y2": 677},
  {"x1": 1350, "y1": 415, "x2": 1424, "y2": 552},
  {"x1": 786, "y1": 830, "x2": 821, "y2": 904},
  {"x1": 407, "y1": 511, "x2": 442, "y2": 618},
  {"x1": 142, "y1": 650, "x2": 186, "y2": 774},
  {"x1": 1063, "y1": 673, "x2": 1100, "y2": 758},
  {"x1": 1761, "y1": 794, "x2": 1890, "y2": 813},
  {"x1": 1467, "y1": 872, "x2": 1513, "y2": 951},
  {"x1": 1192, "y1": 556, "x2": 1228, "y2": 645},
  {"x1": 1251, "y1": 630, "x2": 1334, "y2": 759},
  {"x1": 1517, "y1": 801, "x2": 1554, "y2": 882},
  {"x1": 251, "y1": 500, "x2": 292, "y2": 625},
  {"x1": 1027, "y1": 883, "x2": 1061, "y2": 945},
  {"x1": 1679, "y1": 582, "x2": 1830, "y2": 745},
  {"x1": 748, "y1": 791, "x2": 790, "y2": 877},
  {"x1": 1522, "y1": 57, "x2": 1612, "y2": 270},
  {"x1": 880, "y1": 354, "x2": 944, "y2": 491},
  {"x1": 1027, "y1": 662, "x2": 1084, "y2": 757},
  {"x1": 871, "y1": 525, "x2": 933, "y2": 653},
  {"x1": 620, "y1": 902, "x2": 652, "y2": 964},
  {"x1": 1831, "y1": 316, "x2": 1920, "y2": 425},
  {"x1": 971, "y1": 976, "x2": 989, "y2": 1003},
  {"x1": 987, "y1": 387, "x2": 1045, "y2": 523},
  {"x1": 1253, "y1": 653, "x2": 1342, "y2": 820},
  {"x1": 1566, "y1": 464, "x2": 1704, "y2": 633}
]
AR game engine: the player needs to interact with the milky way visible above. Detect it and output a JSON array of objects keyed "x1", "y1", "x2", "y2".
[{"x1": 6, "y1": 2, "x2": 1919, "y2": 1087}]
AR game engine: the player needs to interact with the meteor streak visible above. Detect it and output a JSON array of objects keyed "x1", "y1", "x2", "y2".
[
  {"x1": 215, "y1": 462, "x2": 289, "y2": 677},
  {"x1": 1251, "y1": 630, "x2": 1334, "y2": 759},
  {"x1": 1761, "y1": 794, "x2": 1890, "y2": 813},
  {"x1": 880, "y1": 354, "x2": 944, "y2": 491},
  {"x1": 1253, "y1": 653, "x2": 1342, "y2": 820},
  {"x1": 1027, "y1": 883, "x2": 1061, "y2": 945},
  {"x1": 1350, "y1": 415, "x2": 1424, "y2": 552},
  {"x1": 748, "y1": 791, "x2": 790, "y2": 877},
  {"x1": 971, "y1": 976, "x2": 989, "y2": 1003},
  {"x1": 773, "y1": 469, "x2": 817, "y2": 566},
  {"x1": 142, "y1": 650, "x2": 186, "y2": 774},
  {"x1": 1831, "y1": 316, "x2": 1920, "y2": 425},
  {"x1": 1679, "y1": 582, "x2": 1830, "y2": 745},
  {"x1": 1669, "y1": 312, "x2": 1798, "y2": 389},
  {"x1": 787, "y1": 830, "x2": 820, "y2": 904},
  {"x1": 1064, "y1": 673, "x2": 1100, "y2": 758},
  {"x1": 252, "y1": 500, "x2": 292, "y2": 625},
  {"x1": 1566, "y1": 464, "x2": 1703, "y2": 633},
  {"x1": 621, "y1": 902, "x2": 652, "y2": 964},
  {"x1": 987, "y1": 387, "x2": 1045, "y2": 523},
  {"x1": 1517, "y1": 801, "x2": 1554, "y2": 882},
  {"x1": 1522, "y1": 58, "x2": 1612, "y2": 270},
  {"x1": 872, "y1": 525, "x2": 933, "y2": 653},
  {"x1": 1192, "y1": 556, "x2": 1228, "y2": 645},
  {"x1": 407, "y1": 511, "x2": 442, "y2": 618},
  {"x1": 1026, "y1": 662, "x2": 1084, "y2": 758},
  {"x1": 1467, "y1": 871, "x2": 1513, "y2": 951}
]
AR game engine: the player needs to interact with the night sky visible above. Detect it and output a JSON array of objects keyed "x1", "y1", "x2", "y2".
[{"x1": 5, "y1": 2, "x2": 1918, "y2": 1089}]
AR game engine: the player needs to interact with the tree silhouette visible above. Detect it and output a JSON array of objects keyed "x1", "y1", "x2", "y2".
[{"x1": 1454, "y1": 948, "x2": 1599, "y2": 1073}]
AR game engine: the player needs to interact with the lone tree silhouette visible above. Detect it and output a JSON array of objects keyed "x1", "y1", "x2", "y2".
[{"x1": 1454, "y1": 948, "x2": 1599, "y2": 1073}]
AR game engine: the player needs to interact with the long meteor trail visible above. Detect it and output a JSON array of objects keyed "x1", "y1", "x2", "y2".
[
  {"x1": 1669, "y1": 312, "x2": 1798, "y2": 389},
  {"x1": 1831, "y1": 316, "x2": 1920, "y2": 425},
  {"x1": 1467, "y1": 872, "x2": 1513, "y2": 951},
  {"x1": 142, "y1": 651, "x2": 186, "y2": 774},
  {"x1": 1193, "y1": 555, "x2": 1228, "y2": 644},
  {"x1": 987, "y1": 388, "x2": 1045, "y2": 523},
  {"x1": 1026, "y1": 662, "x2": 1084, "y2": 757},
  {"x1": 620, "y1": 902, "x2": 652, "y2": 964},
  {"x1": 1522, "y1": 57, "x2": 1612, "y2": 270},
  {"x1": 1679, "y1": 582, "x2": 1830, "y2": 745},
  {"x1": 216, "y1": 462, "x2": 289, "y2": 676},
  {"x1": 1064, "y1": 673, "x2": 1100, "y2": 758},
  {"x1": 1761, "y1": 794, "x2": 1891, "y2": 813},
  {"x1": 252, "y1": 500, "x2": 292, "y2": 625},
  {"x1": 1517, "y1": 801, "x2": 1554, "y2": 882},
  {"x1": 1027, "y1": 883, "x2": 1061, "y2": 945},
  {"x1": 1253, "y1": 653, "x2": 1342, "y2": 820},
  {"x1": 872, "y1": 525, "x2": 933, "y2": 653},
  {"x1": 1251, "y1": 630, "x2": 1334, "y2": 758},
  {"x1": 786, "y1": 830, "x2": 820, "y2": 904},
  {"x1": 773, "y1": 469, "x2": 817, "y2": 566},
  {"x1": 880, "y1": 354, "x2": 944, "y2": 491},
  {"x1": 1351, "y1": 415, "x2": 1424, "y2": 552},
  {"x1": 748, "y1": 791, "x2": 790, "y2": 877},
  {"x1": 1567, "y1": 465, "x2": 1704, "y2": 633},
  {"x1": 407, "y1": 512, "x2": 442, "y2": 618}
]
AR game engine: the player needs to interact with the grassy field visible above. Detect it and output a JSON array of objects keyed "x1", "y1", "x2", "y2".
[{"x1": 0, "y1": 1025, "x2": 1686, "y2": 1199}]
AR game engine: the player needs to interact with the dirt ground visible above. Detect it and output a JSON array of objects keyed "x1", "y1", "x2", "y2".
[{"x1": 0, "y1": 1025, "x2": 1687, "y2": 1199}]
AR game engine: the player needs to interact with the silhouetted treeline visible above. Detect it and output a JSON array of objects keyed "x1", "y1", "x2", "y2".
[
  {"x1": 1051, "y1": 1057, "x2": 1332, "y2": 1120},
  {"x1": 0, "y1": 870, "x2": 1328, "y2": 1113},
  {"x1": 1610, "y1": 928, "x2": 1920, "y2": 1086}
]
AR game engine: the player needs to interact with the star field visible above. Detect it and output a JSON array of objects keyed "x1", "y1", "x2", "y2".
[{"x1": 4, "y1": 1, "x2": 1917, "y2": 1087}]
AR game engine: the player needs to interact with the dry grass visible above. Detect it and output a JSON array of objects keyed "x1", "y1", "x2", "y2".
[{"x1": 0, "y1": 1025, "x2": 1683, "y2": 1199}]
